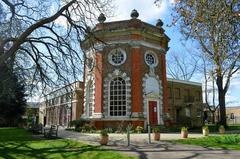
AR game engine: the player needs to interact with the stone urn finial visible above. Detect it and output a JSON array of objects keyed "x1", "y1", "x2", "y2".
[
  {"x1": 156, "y1": 19, "x2": 163, "y2": 27},
  {"x1": 131, "y1": 9, "x2": 139, "y2": 19},
  {"x1": 98, "y1": 13, "x2": 106, "y2": 23}
]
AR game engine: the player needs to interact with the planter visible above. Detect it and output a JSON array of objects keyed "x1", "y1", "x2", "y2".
[
  {"x1": 202, "y1": 129, "x2": 209, "y2": 136},
  {"x1": 100, "y1": 135, "x2": 109, "y2": 145},
  {"x1": 181, "y1": 130, "x2": 188, "y2": 138},
  {"x1": 153, "y1": 132, "x2": 160, "y2": 141},
  {"x1": 219, "y1": 128, "x2": 225, "y2": 134}
]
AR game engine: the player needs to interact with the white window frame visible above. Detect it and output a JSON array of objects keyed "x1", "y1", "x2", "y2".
[
  {"x1": 185, "y1": 107, "x2": 191, "y2": 117},
  {"x1": 144, "y1": 51, "x2": 158, "y2": 67},
  {"x1": 108, "y1": 77, "x2": 127, "y2": 117},
  {"x1": 108, "y1": 48, "x2": 127, "y2": 66},
  {"x1": 86, "y1": 80, "x2": 94, "y2": 117}
]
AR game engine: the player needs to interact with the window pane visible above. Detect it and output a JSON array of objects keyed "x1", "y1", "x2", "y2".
[{"x1": 109, "y1": 77, "x2": 127, "y2": 116}]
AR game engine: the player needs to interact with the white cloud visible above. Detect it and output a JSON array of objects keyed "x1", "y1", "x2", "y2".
[{"x1": 108, "y1": 0, "x2": 173, "y2": 23}]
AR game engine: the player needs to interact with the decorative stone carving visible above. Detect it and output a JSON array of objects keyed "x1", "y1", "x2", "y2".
[{"x1": 103, "y1": 69, "x2": 131, "y2": 118}]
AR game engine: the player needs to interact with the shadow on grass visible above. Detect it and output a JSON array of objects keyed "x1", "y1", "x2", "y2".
[
  {"x1": 172, "y1": 135, "x2": 240, "y2": 150},
  {"x1": 0, "y1": 139, "x2": 107, "y2": 159},
  {"x1": 0, "y1": 128, "x2": 123, "y2": 159}
]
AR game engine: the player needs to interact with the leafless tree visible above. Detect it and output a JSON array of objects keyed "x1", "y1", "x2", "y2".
[
  {"x1": 167, "y1": 51, "x2": 198, "y2": 81},
  {"x1": 155, "y1": 0, "x2": 240, "y2": 126},
  {"x1": 0, "y1": 0, "x2": 113, "y2": 94}
]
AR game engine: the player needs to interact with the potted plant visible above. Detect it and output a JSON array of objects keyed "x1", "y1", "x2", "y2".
[
  {"x1": 181, "y1": 127, "x2": 188, "y2": 138},
  {"x1": 152, "y1": 127, "x2": 160, "y2": 141},
  {"x1": 219, "y1": 125, "x2": 225, "y2": 134},
  {"x1": 135, "y1": 126, "x2": 143, "y2": 134},
  {"x1": 202, "y1": 126, "x2": 209, "y2": 136},
  {"x1": 99, "y1": 129, "x2": 109, "y2": 145}
]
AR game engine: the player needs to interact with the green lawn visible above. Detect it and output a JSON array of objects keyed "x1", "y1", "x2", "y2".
[
  {"x1": 174, "y1": 135, "x2": 240, "y2": 150},
  {"x1": 0, "y1": 128, "x2": 137, "y2": 159}
]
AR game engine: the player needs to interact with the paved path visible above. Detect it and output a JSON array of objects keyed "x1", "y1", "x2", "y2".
[{"x1": 58, "y1": 129, "x2": 240, "y2": 159}]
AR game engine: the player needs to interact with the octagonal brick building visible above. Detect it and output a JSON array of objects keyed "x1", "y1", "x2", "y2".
[{"x1": 81, "y1": 11, "x2": 170, "y2": 129}]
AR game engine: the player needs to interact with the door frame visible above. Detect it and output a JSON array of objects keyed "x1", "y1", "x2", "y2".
[{"x1": 147, "y1": 98, "x2": 160, "y2": 125}]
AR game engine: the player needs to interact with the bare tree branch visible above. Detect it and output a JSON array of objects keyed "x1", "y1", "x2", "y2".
[{"x1": 0, "y1": 0, "x2": 113, "y2": 95}]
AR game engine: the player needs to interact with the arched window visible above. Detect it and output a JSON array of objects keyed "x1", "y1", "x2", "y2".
[{"x1": 109, "y1": 77, "x2": 127, "y2": 116}]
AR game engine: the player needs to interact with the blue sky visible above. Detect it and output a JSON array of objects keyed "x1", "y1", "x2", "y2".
[
  {"x1": 108, "y1": 0, "x2": 240, "y2": 107},
  {"x1": 29, "y1": 0, "x2": 239, "y2": 106}
]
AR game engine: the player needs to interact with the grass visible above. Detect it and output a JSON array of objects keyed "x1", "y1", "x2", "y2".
[
  {"x1": 174, "y1": 134, "x2": 240, "y2": 150},
  {"x1": 0, "y1": 128, "x2": 137, "y2": 159}
]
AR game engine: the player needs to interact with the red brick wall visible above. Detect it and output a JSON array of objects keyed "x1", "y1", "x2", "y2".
[
  {"x1": 131, "y1": 47, "x2": 143, "y2": 113},
  {"x1": 161, "y1": 54, "x2": 168, "y2": 113},
  {"x1": 94, "y1": 52, "x2": 103, "y2": 113}
]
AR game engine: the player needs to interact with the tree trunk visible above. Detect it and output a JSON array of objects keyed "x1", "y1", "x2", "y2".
[
  {"x1": 219, "y1": 91, "x2": 226, "y2": 126},
  {"x1": 212, "y1": 111, "x2": 215, "y2": 124},
  {"x1": 216, "y1": 75, "x2": 227, "y2": 126}
]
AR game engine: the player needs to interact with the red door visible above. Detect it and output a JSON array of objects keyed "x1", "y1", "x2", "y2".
[{"x1": 148, "y1": 101, "x2": 158, "y2": 126}]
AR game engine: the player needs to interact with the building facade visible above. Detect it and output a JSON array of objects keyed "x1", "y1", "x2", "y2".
[
  {"x1": 40, "y1": 11, "x2": 205, "y2": 129},
  {"x1": 81, "y1": 11, "x2": 170, "y2": 129},
  {"x1": 167, "y1": 78, "x2": 203, "y2": 127},
  {"x1": 41, "y1": 81, "x2": 83, "y2": 127},
  {"x1": 226, "y1": 107, "x2": 240, "y2": 125},
  {"x1": 203, "y1": 106, "x2": 240, "y2": 125}
]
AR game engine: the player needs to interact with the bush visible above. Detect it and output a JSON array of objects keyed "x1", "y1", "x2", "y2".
[
  {"x1": 105, "y1": 128, "x2": 114, "y2": 133},
  {"x1": 179, "y1": 116, "x2": 192, "y2": 127},
  {"x1": 75, "y1": 127, "x2": 82, "y2": 132},
  {"x1": 81, "y1": 124, "x2": 96, "y2": 133},
  {"x1": 70, "y1": 119, "x2": 89, "y2": 130}
]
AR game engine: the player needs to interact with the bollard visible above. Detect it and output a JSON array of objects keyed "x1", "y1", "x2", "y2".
[
  {"x1": 126, "y1": 124, "x2": 133, "y2": 146},
  {"x1": 127, "y1": 128, "x2": 130, "y2": 146},
  {"x1": 148, "y1": 124, "x2": 151, "y2": 144}
]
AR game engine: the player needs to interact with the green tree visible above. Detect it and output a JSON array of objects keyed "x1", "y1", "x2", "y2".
[
  {"x1": 156, "y1": 0, "x2": 240, "y2": 126},
  {"x1": 0, "y1": 64, "x2": 26, "y2": 126}
]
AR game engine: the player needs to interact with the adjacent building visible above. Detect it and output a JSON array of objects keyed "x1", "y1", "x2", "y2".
[
  {"x1": 167, "y1": 78, "x2": 203, "y2": 127},
  {"x1": 226, "y1": 106, "x2": 240, "y2": 125},
  {"x1": 40, "y1": 81, "x2": 83, "y2": 127},
  {"x1": 24, "y1": 102, "x2": 40, "y2": 125}
]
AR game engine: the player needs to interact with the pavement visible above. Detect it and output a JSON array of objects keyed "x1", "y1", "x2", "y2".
[{"x1": 58, "y1": 128, "x2": 240, "y2": 159}]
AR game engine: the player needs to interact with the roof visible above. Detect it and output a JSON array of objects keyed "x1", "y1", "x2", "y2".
[
  {"x1": 82, "y1": 18, "x2": 170, "y2": 52},
  {"x1": 27, "y1": 102, "x2": 40, "y2": 108},
  {"x1": 167, "y1": 78, "x2": 202, "y2": 87},
  {"x1": 45, "y1": 81, "x2": 83, "y2": 99},
  {"x1": 226, "y1": 106, "x2": 240, "y2": 109}
]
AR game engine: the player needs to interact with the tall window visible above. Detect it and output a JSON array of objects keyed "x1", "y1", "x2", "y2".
[
  {"x1": 109, "y1": 77, "x2": 126, "y2": 116},
  {"x1": 185, "y1": 107, "x2": 191, "y2": 117},
  {"x1": 196, "y1": 91, "x2": 201, "y2": 101},
  {"x1": 168, "y1": 87, "x2": 172, "y2": 98},
  {"x1": 174, "y1": 88, "x2": 181, "y2": 99},
  {"x1": 86, "y1": 81, "x2": 94, "y2": 116}
]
